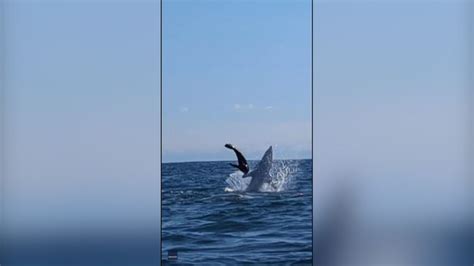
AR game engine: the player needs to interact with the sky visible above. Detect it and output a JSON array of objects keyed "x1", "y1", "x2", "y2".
[{"x1": 162, "y1": 0, "x2": 312, "y2": 162}]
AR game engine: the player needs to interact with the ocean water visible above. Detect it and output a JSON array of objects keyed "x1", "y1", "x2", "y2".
[{"x1": 161, "y1": 159, "x2": 313, "y2": 265}]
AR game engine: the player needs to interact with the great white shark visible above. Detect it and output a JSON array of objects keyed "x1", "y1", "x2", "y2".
[{"x1": 225, "y1": 144, "x2": 273, "y2": 192}]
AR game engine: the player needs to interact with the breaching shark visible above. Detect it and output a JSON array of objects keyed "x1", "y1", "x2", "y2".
[{"x1": 225, "y1": 144, "x2": 273, "y2": 192}]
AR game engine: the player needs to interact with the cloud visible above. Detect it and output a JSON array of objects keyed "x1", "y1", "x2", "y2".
[
  {"x1": 179, "y1": 106, "x2": 189, "y2": 113},
  {"x1": 234, "y1": 103, "x2": 254, "y2": 111},
  {"x1": 264, "y1": 106, "x2": 273, "y2": 110}
]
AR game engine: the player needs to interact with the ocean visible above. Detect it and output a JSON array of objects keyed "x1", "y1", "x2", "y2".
[{"x1": 161, "y1": 159, "x2": 313, "y2": 265}]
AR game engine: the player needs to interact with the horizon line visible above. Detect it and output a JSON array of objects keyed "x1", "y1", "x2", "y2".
[{"x1": 162, "y1": 157, "x2": 312, "y2": 164}]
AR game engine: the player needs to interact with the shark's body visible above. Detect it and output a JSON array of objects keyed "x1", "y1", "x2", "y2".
[{"x1": 225, "y1": 144, "x2": 273, "y2": 192}]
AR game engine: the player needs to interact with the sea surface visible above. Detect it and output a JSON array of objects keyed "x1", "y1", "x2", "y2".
[{"x1": 161, "y1": 159, "x2": 313, "y2": 265}]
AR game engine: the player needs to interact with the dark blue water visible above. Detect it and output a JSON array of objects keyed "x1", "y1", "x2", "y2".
[{"x1": 161, "y1": 159, "x2": 312, "y2": 265}]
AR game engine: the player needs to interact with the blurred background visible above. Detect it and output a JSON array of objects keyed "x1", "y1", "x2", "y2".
[
  {"x1": 1, "y1": 1, "x2": 160, "y2": 264},
  {"x1": 314, "y1": 0, "x2": 473, "y2": 265}
]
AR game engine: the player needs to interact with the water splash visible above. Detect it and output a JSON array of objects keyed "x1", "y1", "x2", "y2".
[
  {"x1": 266, "y1": 160, "x2": 298, "y2": 192},
  {"x1": 224, "y1": 171, "x2": 250, "y2": 192},
  {"x1": 225, "y1": 160, "x2": 298, "y2": 192}
]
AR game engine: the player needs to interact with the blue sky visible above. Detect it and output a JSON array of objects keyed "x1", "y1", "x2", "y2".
[{"x1": 162, "y1": 0, "x2": 312, "y2": 162}]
